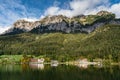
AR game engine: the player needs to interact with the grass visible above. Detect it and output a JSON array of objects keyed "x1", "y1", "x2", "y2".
[{"x1": 0, "y1": 55, "x2": 22, "y2": 64}]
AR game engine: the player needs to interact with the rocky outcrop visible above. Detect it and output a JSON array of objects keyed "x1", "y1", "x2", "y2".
[
  {"x1": 13, "y1": 20, "x2": 34, "y2": 31},
  {"x1": 30, "y1": 20, "x2": 112, "y2": 34},
  {"x1": 97, "y1": 11, "x2": 112, "y2": 16},
  {"x1": 2, "y1": 11, "x2": 120, "y2": 35},
  {"x1": 31, "y1": 20, "x2": 70, "y2": 33},
  {"x1": 40, "y1": 15, "x2": 69, "y2": 25}
]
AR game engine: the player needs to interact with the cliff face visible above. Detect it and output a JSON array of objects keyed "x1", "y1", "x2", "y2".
[
  {"x1": 97, "y1": 11, "x2": 113, "y2": 16},
  {"x1": 2, "y1": 11, "x2": 120, "y2": 35},
  {"x1": 13, "y1": 20, "x2": 33, "y2": 31},
  {"x1": 31, "y1": 20, "x2": 105, "y2": 34}
]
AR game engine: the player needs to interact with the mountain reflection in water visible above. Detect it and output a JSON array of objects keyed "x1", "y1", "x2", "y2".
[{"x1": 0, "y1": 64, "x2": 120, "y2": 80}]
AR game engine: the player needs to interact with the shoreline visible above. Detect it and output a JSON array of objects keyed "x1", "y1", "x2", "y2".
[{"x1": 0, "y1": 55, "x2": 120, "y2": 66}]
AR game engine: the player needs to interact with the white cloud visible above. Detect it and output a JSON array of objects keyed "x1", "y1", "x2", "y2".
[
  {"x1": 45, "y1": 7, "x2": 60, "y2": 16},
  {"x1": 0, "y1": 0, "x2": 40, "y2": 34},
  {"x1": 0, "y1": 0, "x2": 120, "y2": 34},
  {"x1": 0, "y1": 17, "x2": 39, "y2": 34},
  {"x1": 21, "y1": 18, "x2": 39, "y2": 22},
  {"x1": 84, "y1": 2, "x2": 120, "y2": 18},
  {"x1": 109, "y1": 3, "x2": 120, "y2": 18},
  {"x1": 43, "y1": 0, "x2": 120, "y2": 18},
  {"x1": 0, "y1": 0, "x2": 40, "y2": 26},
  {"x1": 0, "y1": 0, "x2": 27, "y2": 26},
  {"x1": 0, "y1": 26, "x2": 11, "y2": 34}
]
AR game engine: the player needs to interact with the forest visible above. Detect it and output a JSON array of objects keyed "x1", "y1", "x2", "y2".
[{"x1": 0, "y1": 24, "x2": 120, "y2": 62}]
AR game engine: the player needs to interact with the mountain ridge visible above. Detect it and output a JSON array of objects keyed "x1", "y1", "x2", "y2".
[
  {"x1": 0, "y1": 24, "x2": 120, "y2": 61},
  {"x1": 2, "y1": 11, "x2": 120, "y2": 35},
  {"x1": 0, "y1": 11, "x2": 120, "y2": 61}
]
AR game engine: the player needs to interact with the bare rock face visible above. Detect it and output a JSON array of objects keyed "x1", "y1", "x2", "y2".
[
  {"x1": 2, "y1": 11, "x2": 120, "y2": 35},
  {"x1": 32, "y1": 21, "x2": 41, "y2": 28},
  {"x1": 40, "y1": 15, "x2": 69, "y2": 25},
  {"x1": 31, "y1": 20, "x2": 70, "y2": 33},
  {"x1": 12, "y1": 15, "x2": 68, "y2": 31},
  {"x1": 13, "y1": 20, "x2": 34, "y2": 31},
  {"x1": 97, "y1": 11, "x2": 112, "y2": 16}
]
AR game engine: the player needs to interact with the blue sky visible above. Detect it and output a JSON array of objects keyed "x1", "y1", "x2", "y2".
[{"x1": 0, "y1": 0, "x2": 120, "y2": 33}]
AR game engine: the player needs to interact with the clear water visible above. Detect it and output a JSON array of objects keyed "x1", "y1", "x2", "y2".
[{"x1": 0, "y1": 64, "x2": 120, "y2": 80}]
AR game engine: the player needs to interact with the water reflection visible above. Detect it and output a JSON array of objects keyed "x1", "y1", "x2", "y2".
[
  {"x1": 29, "y1": 63, "x2": 44, "y2": 70},
  {"x1": 75, "y1": 63, "x2": 88, "y2": 69},
  {"x1": 28, "y1": 63, "x2": 102, "y2": 70},
  {"x1": 0, "y1": 64, "x2": 120, "y2": 80},
  {"x1": 76, "y1": 63, "x2": 104, "y2": 69}
]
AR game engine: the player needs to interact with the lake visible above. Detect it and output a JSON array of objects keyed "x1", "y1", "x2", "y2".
[{"x1": 0, "y1": 64, "x2": 120, "y2": 80}]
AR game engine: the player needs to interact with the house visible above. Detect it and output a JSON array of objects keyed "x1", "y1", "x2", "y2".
[
  {"x1": 75, "y1": 58, "x2": 89, "y2": 69},
  {"x1": 77, "y1": 58, "x2": 88, "y2": 64},
  {"x1": 30, "y1": 58, "x2": 44, "y2": 64},
  {"x1": 51, "y1": 60, "x2": 59, "y2": 67},
  {"x1": 38, "y1": 58, "x2": 45, "y2": 63}
]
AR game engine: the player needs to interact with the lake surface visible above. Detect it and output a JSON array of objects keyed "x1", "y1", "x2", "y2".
[{"x1": 0, "y1": 64, "x2": 120, "y2": 80}]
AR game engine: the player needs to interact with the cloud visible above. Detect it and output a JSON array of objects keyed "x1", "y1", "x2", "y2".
[
  {"x1": 0, "y1": 0, "x2": 27, "y2": 26},
  {"x1": 21, "y1": 18, "x2": 39, "y2": 22},
  {"x1": 0, "y1": 0, "x2": 120, "y2": 34},
  {"x1": 43, "y1": 0, "x2": 120, "y2": 18},
  {"x1": 0, "y1": 26, "x2": 11, "y2": 34},
  {"x1": 0, "y1": 17, "x2": 38, "y2": 34},
  {"x1": 0, "y1": 0, "x2": 40, "y2": 26},
  {"x1": 109, "y1": 3, "x2": 120, "y2": 18},
  {"x1": 45, "y1": 7, "x2": 60, "y2": 16},
  {"x1": 84, "y1": 2, "x2": 120, "y2": 18},
  {"x1": 0, "y1": 0, "x2": 40, "y2": 34}
]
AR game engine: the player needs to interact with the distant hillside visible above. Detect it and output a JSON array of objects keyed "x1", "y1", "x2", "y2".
[{"x1": 0, "y1": 24, "x2": 120, "y2": 61}]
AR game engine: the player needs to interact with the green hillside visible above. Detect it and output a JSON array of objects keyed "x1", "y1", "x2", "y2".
[{"x1": 0, "y1": 24, "x2": 120, "y2": 62}]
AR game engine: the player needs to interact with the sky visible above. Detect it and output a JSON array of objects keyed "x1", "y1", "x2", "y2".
[{"x1": 0, "y1": 0, "x2": 120, "y2": 34}]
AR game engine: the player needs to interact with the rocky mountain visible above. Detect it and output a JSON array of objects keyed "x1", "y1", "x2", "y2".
[
  {"x1": 2, "y1": 11, "x2": 120, "y2": 35},
  {"x1": 0, "y1": 24, "x2": 120, "y2": 61},
  {"x1": 0, "y1": 11, "x2": 120, "y2": 61},
  {"x1": 96, "y1": 11, "x2": 113, "y2": 16}
]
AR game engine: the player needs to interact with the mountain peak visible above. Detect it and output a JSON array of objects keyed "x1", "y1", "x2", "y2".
[
  {"x1": 2, "y1": 11, "x2": 119, "y2": 35},
  {"x1": 13, "y1": 19, "x2": 34, "y2": 31},
  {"x1": 40, "y1": 15, "x2": 68, "y2": 25},
  {"x1": 97, "y1": 11, "x2": 113, "y2": 16}
]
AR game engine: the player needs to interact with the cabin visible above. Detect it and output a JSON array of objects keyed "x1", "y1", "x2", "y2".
[
  {"x1": 51, "y1": 60, "x2": 59, "y2": 67},
  {"x1": 77, "y1": 58, "x2": 88, "y2": 64},
  {"x1": 30, "y1": 58, "x2": 44, "y2": 64}
]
